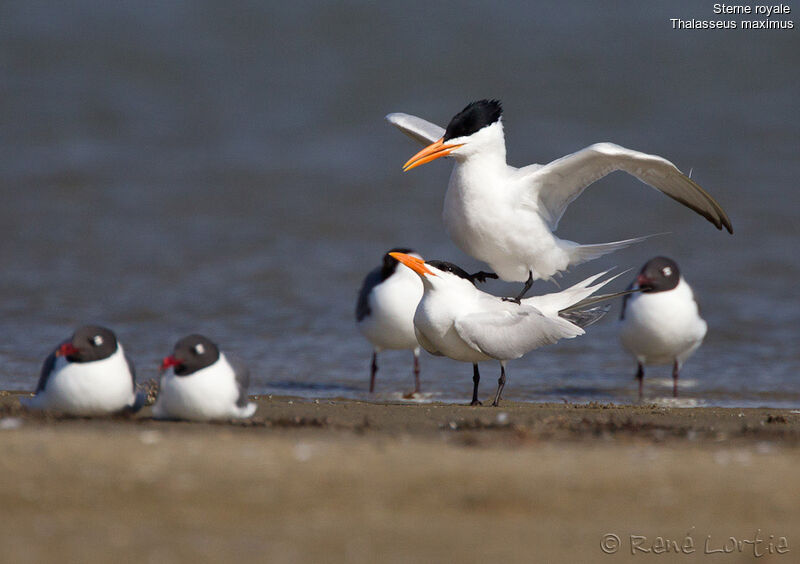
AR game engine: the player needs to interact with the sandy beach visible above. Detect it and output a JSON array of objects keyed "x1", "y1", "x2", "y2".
[{"x1": 1, "y1": 392, "x2": 798, "y2": 563}]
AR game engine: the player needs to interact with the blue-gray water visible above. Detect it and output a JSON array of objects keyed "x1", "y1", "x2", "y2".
[{"x1": 1, "y1": 1, "x2": 798, "y2": 407}]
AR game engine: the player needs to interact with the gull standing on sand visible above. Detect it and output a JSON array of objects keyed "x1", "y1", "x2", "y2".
[
  {"x1": 154, "y1": 334, "x2": 256, "y2": 421},
  {"x1": 388, "y1": 100, "x2": 732, "y2": 302},
  {"x1": 356, "y1": 248, "x2": 425, "y2": 395},
  {"x1": 619, "y1": 257, "x2": 707, "y2": 399},
  {"x1": 21, "y1": 325, "x2": 143, "y2": 415},
  {"x1": 390, "y1": 252, "x2": 631, "y2": 406}
]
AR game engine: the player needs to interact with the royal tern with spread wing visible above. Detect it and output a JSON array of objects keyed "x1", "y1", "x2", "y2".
[
  {"x1": 619, "y1": 257, "x2": 707, "y2": 399},
  {"x1": 390, "y1": 252, "x2": 632, "y2": 406},
  {"x1": 388, "y1": 100, "x2": 732, "y2": 302}
]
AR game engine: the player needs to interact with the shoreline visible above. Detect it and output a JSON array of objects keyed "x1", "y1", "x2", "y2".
[
  {"x1": 2, "y1": 393, "x2": 799, "y2": 562},
  {"x1": 3, "y1": 391, "x2": 800, "y2": 444}
]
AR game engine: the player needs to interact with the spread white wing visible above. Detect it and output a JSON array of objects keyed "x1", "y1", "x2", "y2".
[
  {"x1": 385, "y1": 113, "x2": 445, "y2": 146},
  {"x1": 454, "y1": 305, "x2": 583, "y2": 360},
  {"x1": 519, "y1": 142, "x2": 732, "y2": 232}
]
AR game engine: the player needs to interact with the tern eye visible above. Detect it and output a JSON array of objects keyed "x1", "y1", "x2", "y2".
[
  {"x1": 91, "y1": 335, "x2": 104, "y2": 347},
  {"x1": 193, "y1": 343, "x2": 205, "y2": 355},
  {"x1": 661, "y1": 267, "x2": 673, "y2": 277}
]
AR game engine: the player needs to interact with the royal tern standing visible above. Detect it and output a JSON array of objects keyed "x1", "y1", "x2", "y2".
[
  {"x1": 154, "y1": 334, "x2": 257, "y2": 421},
  {"x1": 356, "y1": 248, "x2": 425, "y2": 395},
  {"x1": 619, "y1": 257, "x2": 707, "y2": 399},
  {"x1": 390, "y1": 252, "x2": 630, "y2": 406},
  {"x1": 388, "y1": 100, "x2": 732, "y2": 302},
  {"x1": 21, "y1": 325, "x2": 143, "y2": 415}
]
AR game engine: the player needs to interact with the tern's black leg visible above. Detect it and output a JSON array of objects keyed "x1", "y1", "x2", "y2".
[
  {"x1": 635, "y1": 362, "x2": 644, "y2": 400},
  {"x1": 491, "y1": 363, "x2": 507, "y2": 407},
  {"x1": 470, "y1": 271, "x2": 499, "y2": 284},
  {"x1": 369, "y1": 352, "x2": 378, "y2": 393},
  {"x1": 470, "y1": 363, "x2": 482, "y2": 406},
  {"x1": 672, "y1": 360, "x2": 679, "y2": 398},
  {"x1": 412, "y1": 349, "x2": 421, "y2": 394},
  {"x1": 502, "y1": 271, "x2": 534, "y2": 304}
]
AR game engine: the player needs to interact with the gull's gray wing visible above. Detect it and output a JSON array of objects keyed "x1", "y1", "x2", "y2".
[
  {"x1": 34, "y1": 343, "x2": 64, "y2": 393},
  {"x1": 124, "y1": 351, "x2": 136, "y2": 386},
  {"x1": 228, "y1": 356, "x2": 251, "y2": 408},
  {"x1": 385, "y1": 113, "x2": 445, "y2": 146},
  {"x1": 454, "y1": 306, "x2": 583, "y2": 360},
  {"x1": 520, "y1": 142, "x2": 733, "y2": 233},
  {"x1": 122, "y1": 350, "x2": 148, "y2": 412},
  {"x1": 619, "y1": 279, "x2": 638, "y2": 320},
  {"x1": 356, "y1": 266, "x2": 382, "y2": 322}
]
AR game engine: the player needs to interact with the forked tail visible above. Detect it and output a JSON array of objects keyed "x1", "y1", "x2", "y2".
[
  {"x1": 524, "y1": 268, "x2": 640, "y2": 329},
  {"x1": 568, "y1": 234, "x2": 659, "y2": 266},
  {"x1": 523, "y1": 268, "x2": 626, "y2": 316}
]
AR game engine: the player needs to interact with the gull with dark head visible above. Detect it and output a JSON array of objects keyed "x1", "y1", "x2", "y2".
[
  {"x1": 21, "y1": 325, "x2": 143, "y2": 415},
  {"x1": 356, "y1": 248, "x2": 425, "y2": 395},
  {"x1": 154, "y1": 334, "x2": 256, "y2": 421},
  {"x1": 620, "y1": 257, "x2": 707, "y2": 399}
]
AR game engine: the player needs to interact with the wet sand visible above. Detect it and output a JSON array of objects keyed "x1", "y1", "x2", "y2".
[{"x1": 1, "y1": 392, "x2": 798, "y2": 563}]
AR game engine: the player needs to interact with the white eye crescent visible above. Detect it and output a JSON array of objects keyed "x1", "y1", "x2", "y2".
[
  {"x1": 92, "y1": 335, "x2": 104, "y2": 346},
  {"x1": 194, "y1": 344, "x2": 205, "y2": 355},
  {"x1": 661, "y1": 267, "x2": 672, "y2": 277}
]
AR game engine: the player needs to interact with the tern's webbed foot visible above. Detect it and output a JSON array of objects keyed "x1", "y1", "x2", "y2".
[
  {"x1": 470, "y1": 399, "x2": 482, "y2": 406},
  {"x1": 501, "y1": 296, "x2": 522, "y2": 305}
]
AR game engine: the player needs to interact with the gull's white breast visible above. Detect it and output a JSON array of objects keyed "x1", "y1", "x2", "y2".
[
  {"x1": 620, "y1": 279, "x2": 707, "y2": 366},
  {"x1": 357, "y1": 264, "x2": 422, "y2": 351},
  {"x1": 153, "y1": 353, "x2": 252, "y2": 420},
  {"x1": 26, "y1": 346, "x2": 135, "y2": 415}
]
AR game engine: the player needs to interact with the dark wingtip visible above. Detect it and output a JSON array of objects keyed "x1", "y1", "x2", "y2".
[
  {"x1": 678, "y1": 173, "x2": 733, "y2": 235},
  {"x1": 713, "y1": 207, "x2": 733, "y2": 234},
  {"x1": 715, "y1": 214, "x2": 733, "y2": 234},
  {"x1": 559, "y1": 305, "x2": 611, "y2": 328}
]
